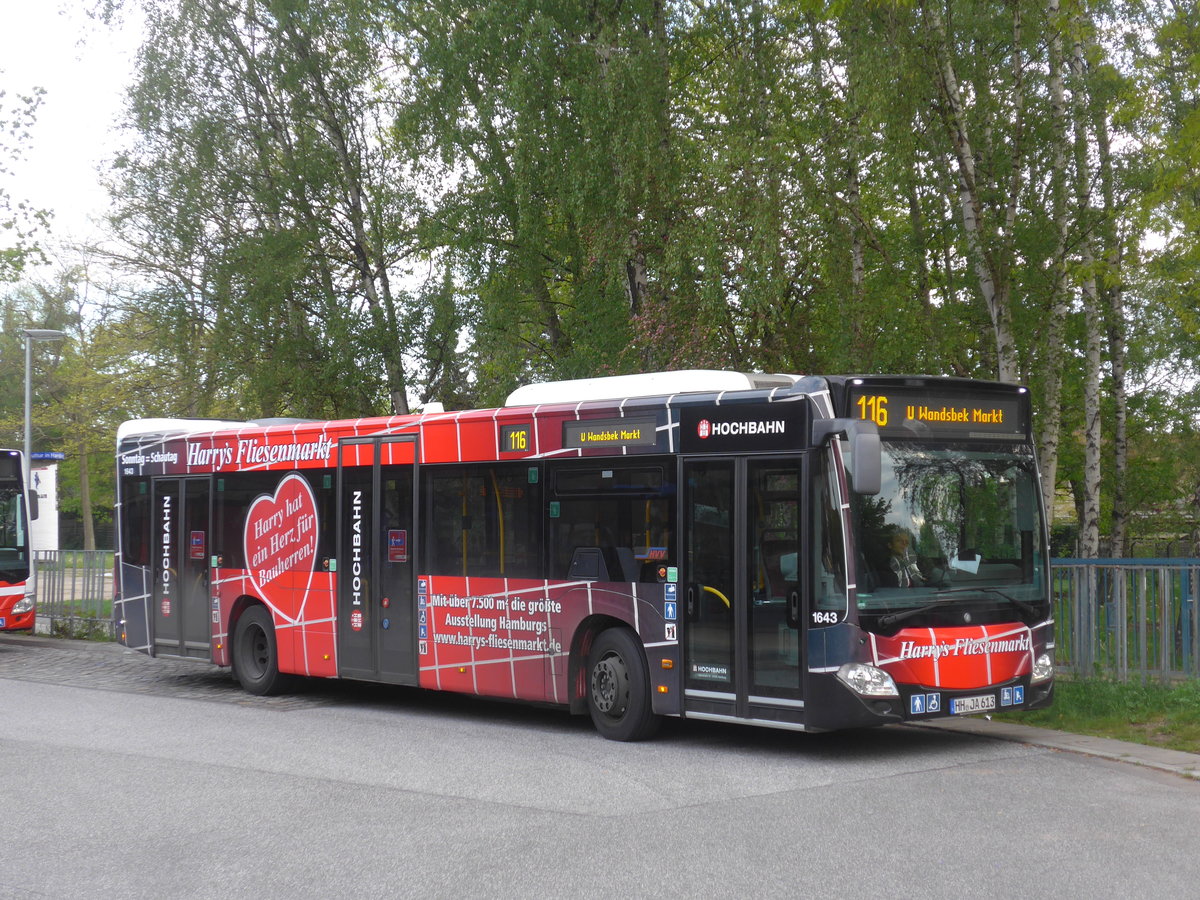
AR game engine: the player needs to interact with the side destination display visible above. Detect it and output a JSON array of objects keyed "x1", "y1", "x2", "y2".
[
  {"x1": 563, "y1": 416, "x2": 658, "y2": 450},
  {"x1": 847, "y1": 383, "x2": 1027, "y2": 439}
]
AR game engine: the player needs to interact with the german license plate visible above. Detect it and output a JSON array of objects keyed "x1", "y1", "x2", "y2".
[
  {"x1": 951, "y1": 694, "x2": 996, "y2": 715},
  {"x1": 0, "y1": 617, "x2": 6, "y2": 628}
]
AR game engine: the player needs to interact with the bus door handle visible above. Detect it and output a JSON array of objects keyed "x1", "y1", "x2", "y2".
[
  {"x1": 788, "y1": 590, "x2": 800, "y2": 629},
  {"x1": 687, "y1": 585, "x2": 696, "y2": 619}
]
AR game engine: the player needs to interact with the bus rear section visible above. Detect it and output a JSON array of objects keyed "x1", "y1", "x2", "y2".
[
  {"x1": 113, "y1": 415, "x2": 681, "y2": 741},
  {"x1": 0, "y1": 450, "x2": 35, "y2": 632}
]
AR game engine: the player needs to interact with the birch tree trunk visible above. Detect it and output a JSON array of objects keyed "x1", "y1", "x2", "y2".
[
  {"x1": 1091, "y1": 46, "x2": 1129, "y2": 557},
  {"x1": 1038, "y1": 0, "x2": 1070, "y2": 521},
  {"x1": 848, "y1": 151, "x2": 866, "y2": 316},
  {"x1": 278, "y1": 12, "x2": 410, "y2": 414},
  {"x1": 810, "y1": 15, "x2": 864, "y2": 363},
  {"x1": 1071, "y1": 24, "x2": 1103, "y2": 559},
  {"x1": 922, "y1": 1, "x2": 1019, "y2": 382},
  {"x1": 79, "y1": 439, "x2": 95, "y2": 551}
]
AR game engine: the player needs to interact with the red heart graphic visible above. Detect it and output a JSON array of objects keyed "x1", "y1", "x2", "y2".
[{"x1": 243, "y1": 473, "x2": 320, "y2": 620}]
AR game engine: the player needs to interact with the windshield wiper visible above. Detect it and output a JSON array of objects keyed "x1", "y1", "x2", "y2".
[
  {"x1": 876, "y1": 587, "x2": 1040, "y2": 629},
  {"x1": 934, "y1": 586, "x2": 1040, "y2": 618},
  {"x1": 877, "y1": 601, "x2": 946, "y2": 629}
]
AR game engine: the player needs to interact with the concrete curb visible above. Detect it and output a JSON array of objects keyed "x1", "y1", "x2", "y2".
[{"x1": 910, "y1": 715, "x2": 1200, "y2": 781}]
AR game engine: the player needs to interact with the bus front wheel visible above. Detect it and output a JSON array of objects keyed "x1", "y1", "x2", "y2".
[
  {"x1": 586, "y1": 627, "x2": 660, "y2": 741},
  {"x1": 232, "y1": 605, "x2": 291, "y2": 696}
]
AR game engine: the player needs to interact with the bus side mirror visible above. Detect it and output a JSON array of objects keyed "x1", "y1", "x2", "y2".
[
  {"x1": 812, "y1": 418, "x2": 881, "y2": 495},
  {"x1": 27, "y1": 488, "x2": 39, "y2": 521}
]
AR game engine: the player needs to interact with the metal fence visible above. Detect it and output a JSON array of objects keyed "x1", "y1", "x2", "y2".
[
  {"x1": 24, "y1": 551, "x2": 1200, "y2": 679},
  {"x1": 1052, "y1": 558, "x2": 1200, "y2": 681},
  {"x1": 33, "y1": 550, "x2": 115, "y2": 640}
]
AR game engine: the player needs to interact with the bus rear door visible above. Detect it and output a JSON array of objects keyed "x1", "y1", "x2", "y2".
[
  {"x1": 151, "y1": 476, "x2": 212, "y2": 659},
  {"x1": 336, "y1": 436, "x2": 418, "y2": 685}
]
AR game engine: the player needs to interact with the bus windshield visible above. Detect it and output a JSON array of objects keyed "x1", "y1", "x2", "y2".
[
  {"x1": 0, "y1": 482, "x2": 30, "y2": 582},
  {"x1": 850, "y1": 441, "x2": 1047, "y2": 634}
]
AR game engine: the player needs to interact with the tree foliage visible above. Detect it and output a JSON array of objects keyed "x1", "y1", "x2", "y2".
[
  {"x1": 0, "y1": 81, "x2": 51, "y2": 281},
  {"x1": 3, "y1": 0, "x2": 1197, "y2": 550},
  {"x1": 107, "y1": 0, "x2": 423, "y2": 417}
]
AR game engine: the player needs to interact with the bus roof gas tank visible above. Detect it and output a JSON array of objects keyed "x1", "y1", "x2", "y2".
[{"x1": 505, "y1": 370, "x2": 797, "y2": 407}]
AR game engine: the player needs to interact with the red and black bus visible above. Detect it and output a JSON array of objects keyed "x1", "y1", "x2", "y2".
[
  {"x1": 1, "y1": 449, "x2": 36, "y2": 632},
  {"x1": 114, "y1": 371, "x2": 1053, "y2": 740}
]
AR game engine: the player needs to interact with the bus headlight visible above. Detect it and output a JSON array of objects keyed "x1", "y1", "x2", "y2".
[
  {"x1": 836, "y1": 662, "x2": 900, "y2": 698},
  {"x1": 1031, "y1": 653, "x2": 1054, "y2": 684},
  {"x1": 13, "y1": 593, "x2": 35, "y2": 614}
]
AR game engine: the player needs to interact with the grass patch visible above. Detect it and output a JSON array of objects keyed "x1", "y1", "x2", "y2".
[
  {"x1": 49, "y1": 615, "x2": 116, "y2": 641},
  {"x1": 999, "y1": 678, "x2": 1200, "y2": 754}
]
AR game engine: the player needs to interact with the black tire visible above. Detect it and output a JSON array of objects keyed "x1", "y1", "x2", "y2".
[
  {"x1": 586, "y1": 627, "x2": 660, "y2": 741},
  {"x1": 232, "y1": 605, "x2": 292, "y2": 696}
]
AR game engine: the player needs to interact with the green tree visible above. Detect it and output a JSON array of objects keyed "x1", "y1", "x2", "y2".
[
  {"x1": 0, "y1": 81, "x2": 50, "y2": 281},
  {"x1": 87, "y1": 0, "x2": 1200, "y2": 556},
  {"x1": 1133, "y1": 0, "x2": 1200, "y2": 551},
  {"x1": 392, "y1": 0, "x2": 689, "y2": 401},
  {"x1": 109, "y1": 0, "x2": 422, "y2": 419}
]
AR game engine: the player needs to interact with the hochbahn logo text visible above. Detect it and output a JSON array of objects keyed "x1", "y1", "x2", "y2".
[{"x1": 697, "y1": 418, "x2": 786, "y2": 438}]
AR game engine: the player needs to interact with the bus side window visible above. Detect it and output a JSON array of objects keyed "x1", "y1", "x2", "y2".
[
  {"x1": 120, "y1": 479, "x2": 151, "y2": 567},
  {"x1": 547, "y1": 461, "x2": 676, "y2": 583},
  {"x1": 214, "y1": 472, "x2": 283, "y2": 569},
  {"x1": 422, "y1": 465, "x2": 542, "y2": 579}
]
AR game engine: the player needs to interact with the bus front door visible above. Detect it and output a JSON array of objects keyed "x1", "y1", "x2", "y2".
[
  {"x1": 682, "y1": 457, "x2": 805, "y2": 729},
  {"x1": 151, "y1": 477, "x2": 212, "y2": 659},
  {"x1": 336, "y1": 436, "x2": 418, "y2": 685}
]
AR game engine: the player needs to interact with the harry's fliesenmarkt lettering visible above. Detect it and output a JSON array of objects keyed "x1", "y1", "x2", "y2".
[
  {"x1": 898, "y1": 634, "x2": 1031, "y2": 660},
  {"x1": 186, "y1": 437, "x2": 334, "y2": 469}
]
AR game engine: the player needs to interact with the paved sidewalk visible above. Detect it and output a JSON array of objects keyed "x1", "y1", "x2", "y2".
[
  {"x1": 0, "y1": 632, "x2": 323, "y2": 709},
  {"x1": 912, "y1": 715, "x2": 1200, "y2": 781}
]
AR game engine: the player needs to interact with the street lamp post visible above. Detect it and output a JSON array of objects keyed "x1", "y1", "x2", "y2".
[{"x1": 22, "y1": 328, "x2": 66, "y2": 517}]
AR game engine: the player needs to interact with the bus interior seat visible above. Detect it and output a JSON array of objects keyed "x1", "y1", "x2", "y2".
[
  {"x1": 568, "y1": 547, "x2": 609, "y2": 582},
  {"x1": 567, "y1": 545, "x2": 641, "y2": 583}
]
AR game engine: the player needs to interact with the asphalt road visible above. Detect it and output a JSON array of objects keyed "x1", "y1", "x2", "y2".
[{"x1": 2, "y1": 635, "x2": 1198, "y2": 899}]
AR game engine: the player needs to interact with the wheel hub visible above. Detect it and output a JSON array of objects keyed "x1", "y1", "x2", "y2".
[{"x1": 591, "y1": 652, "x2": 629, "y2": 716}]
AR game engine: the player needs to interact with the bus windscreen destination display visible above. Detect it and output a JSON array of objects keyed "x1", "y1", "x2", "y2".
[{"x1": 848, "y1": 384, "x2": 1026, "y2": 438}]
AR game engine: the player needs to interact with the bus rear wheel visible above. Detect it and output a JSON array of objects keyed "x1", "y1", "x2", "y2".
[
  {"x1": 587, "y1": 627, "x2": 660, "y2": 741},
  {"x1": 232, "y1": 605, "x2": 292, "y2": 696}
]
